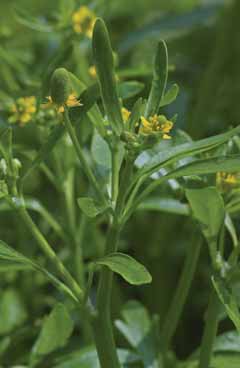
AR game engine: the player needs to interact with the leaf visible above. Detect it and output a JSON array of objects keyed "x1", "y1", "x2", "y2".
[
  {"x1": 115, "y1": 301, "x2": 159, "y2": 368},
  {"x1": 77, "y1": 197, "x2": 108, "y2": 218},
  {"x1": 166, "y1": 155, "x2": 240, "y2": 180},
  {"x1": 118, "y1": 81, "x2": 144, "y2": 99},
  {"x1": 180, "y1": 354, "x2": 240, "y2": 368},
  {"x1": 160, "y1": 83, "x2": 179, "y2": 107},
  {"x1": 95, "y1": 253, "x2": 152, "y2": 285},
  {"x1": 225, "y1": 213, "x2": 238, "y2": 248},
  {"x1": 31, "y1": 304, "x2": 73, "y2": 360},
  {"x1": 0, "y1": 241, "x2": 78, "y2": 302},
  {"x1": 127, "y1": 97, "x2": 143, "y2": 132},
  {"x1": 212, "y1": 276, "x2": 240, "y2": 332},
  {"x1": 214, "y1": 331, "x2": 240, "y2": 353},
  {"x1": 13, "y1": 6, "x2": 53, "y2": 32},
  {"x1": 92, "y1": 18, "x2": 123, "y2": 135},
  {"x1": 186, "y1": 187, "x2": 224, "y2": 246},
  {"x1": 53, "y1": 346, "x2": 140, "y2": 368},
  {"x1": 139, "y1": 125, "x2": 240, "y2": 177},
  {"x1": 0, "y1": 289, "x2": 27, "y2": 335},
  {"x1": 138, "y1": 197, "x2": 190, "y2": 216},
  {"x1": 91, "y1": 130, "x2": 111, "y2": 169},
  {"x1": 145, "y1": 40, "x2": 168, "y2": 118}
]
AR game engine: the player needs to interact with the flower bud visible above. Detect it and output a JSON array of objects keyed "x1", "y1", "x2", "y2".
[{"x1": 50, "y1": 68, "x2": 72, "y2": 106}]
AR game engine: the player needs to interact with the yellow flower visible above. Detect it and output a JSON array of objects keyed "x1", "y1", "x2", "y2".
[
  {"x1": 72, "y1": 6, "x2": 96, "y2": 38},
  {"x1": 8, "y1": 96, "x2": 36, "y2": 126},
  {"x1": 43, "y1": 93, "x2": 82, "y2": 114},
  {"x1": 121, "y1": 107, "x2": 131, "y2": 122},
  {"x1": 140, "y1": 114, "x2": 173, "y2": 139},
  {"x1": 216, "y1": 172, "x2": 239, "y2": 190},
  {"x1": 89, "y1": 65, "x2": 97, "y2": 78}
]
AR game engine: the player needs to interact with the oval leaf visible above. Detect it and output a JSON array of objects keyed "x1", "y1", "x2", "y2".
[
  {"x1": 96, "y1": 252, "x2": 152, "y2": 285},
  {"x1": 31, "y1": 303, "x2": 73, "y2": 359}
]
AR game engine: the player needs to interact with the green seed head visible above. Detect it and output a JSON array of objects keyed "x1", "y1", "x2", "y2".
[{"x1": 50, "y1": 68, "x2": 72, "y2": 106}]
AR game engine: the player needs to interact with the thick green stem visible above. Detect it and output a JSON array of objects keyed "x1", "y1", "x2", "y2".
[
  {"x1": 198, "y1": 288, "x2": 220, "y2": 368},
  {"x1": 92, "y1": 222, "x2": 121, "y2": 368},
  {"x1": 16, "y1": 205, "x2": 83, "y2": 303},
  {"x1": 161, "y1": 237, "x2": 202, "y2": 353},
  {"x1": 63, "y1": 108, "x2": 107, "y2": 206}
]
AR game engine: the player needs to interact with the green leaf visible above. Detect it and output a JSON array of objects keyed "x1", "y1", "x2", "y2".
[
  {"x1": 0, "y1": 241, "x2": 78, "y2": 302},
  {"x1": 138, "y1": 197, "x2": 190, "y2": 216},
  {"x1": 92, "y1": 18, "x2": 123, "y2": 135},
  {"x1": 95, "y1": 252, "x2": 152, "y2": 285},
  {"x1": 115, "y1": 301, "x2": 159, "y2": 368},
  {"x1": 77, "y1": 197, "x2": 108, "y2": 218},
  {"x1": 0, "y1": 289, "x2": 27, "y2": 335},
  {"x1": 186, "y1": 187, "x2": 224, "y2": 246},
  {"x1": 214, "y1": 331, "x2": 240, "y2": 353},
  {"x1": 225, "y1": 213, "x2": 238, "y2": 248},
  {"x1": 91, "y1": 130, "x2": 111, "y2": 169},
  {"x1": 127, "y1": 97, "x2": 143, "y2": 132},
  {"x1": 13, "y1": 6, "x2": 53, "y2": 32},
  {"x1": 212, "y1": 276, "x2": 240, "y2": 332},
  {"x1": 180, "y1": 354, "x2": 240, "y2": 368},
  {"x1": 144, "y1": 40, "x2": 168, "y2": 118},
  {"x1": 160, "y1": 83, "x2": 179, "y2": 107},
  {"x1": 118, "y1": 81, "x2": 144, "y2": 100},
  {"x1": 53, "y1": 346, "x2": 139, "y2": 368},
  {"x1": 166, "y1": 155, "x2": 240, "y2": 180},
  {"x1": 31, "y1": 304, "x2": 73, "y2": 360},
  {"x1": 139, "y1": 125, "x2": 240, "y2": 177}
]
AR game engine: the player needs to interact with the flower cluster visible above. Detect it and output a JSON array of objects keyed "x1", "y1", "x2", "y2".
[
  {"x1": 140, "y1": 114, "x2": 173, "y2": 139},
  {"x1": 8, "y1": 96, "x2": 36, "y2": 126},
  {"x1": 44, "y1": 94, "x2": 81, "y2": 114},
  {"x1": 216, "y1": 172, "x2": 239, "y2": 190},
  {"x1": 72, "y1": 6, "x2": 96, "y2": 38},
  {"x1": 121, "y1": 107, "x2": 131, "y2": 122}
]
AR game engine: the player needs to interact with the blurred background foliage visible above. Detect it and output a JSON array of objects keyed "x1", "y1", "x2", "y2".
[{"x1": 0, "y1": 0, "x2": 239, "y2": 366}]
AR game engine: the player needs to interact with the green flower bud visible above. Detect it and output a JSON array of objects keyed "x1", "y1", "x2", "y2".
[
  {"x1": 12, "y1": 158, "x2": 22, "y2": 177},
  {"x1": 50, "y1": 68, "x2": 72, "y2": 106}
]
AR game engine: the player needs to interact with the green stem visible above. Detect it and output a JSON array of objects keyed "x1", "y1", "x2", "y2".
[
  {"x1": 161, "y1": 237, "x2": 202, "y2": 353},
  {"x1": 92, "y1": 222, "x2": 121, "y2": 368},
  {"x1": 198, "y1": 288, "x2": 220, "y2": 368},
  {"x1": 111, "y1": 145, "x2": 120, "y2": 205},
  {"x1": 75, "y1": 215, "x2": 87, "y2": 287},
  {"x1": 15, "y1": 202, "x2": 83, "y2": 303},
  {"x1": 63, "y1": 108, "x2": 107, "y2": 206}
]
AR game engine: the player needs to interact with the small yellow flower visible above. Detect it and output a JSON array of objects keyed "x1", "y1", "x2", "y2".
[
  {"x1": 8, "y1": 96, "x2": 36, "y2": 126},
  {"x1": 72, "y1": 6, "x2": 96, "y2": 38},
  {"x1": 216, "y1": 172, "x2": 239, "y2": 190},
  {"x1": 43, "y1": 93, "x2": 82, "y2": 114},
  {"x1": 121, "y1": 107, "x2": 131, "y2": 122},
  {"x1": 89, "y1": 65, "x2": 97, "y2": 78},
  {"x1": 140, "y1": 114, "x2": 173, "y2": 139}
]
